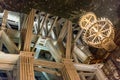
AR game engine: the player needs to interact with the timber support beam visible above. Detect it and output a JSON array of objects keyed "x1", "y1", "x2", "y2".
[
  {"x1": 62, "y1": 59, "x2": 81, "y2": 80},
  {"x1": 19, "y1": 51, "x2": 34, "y2": 80}
]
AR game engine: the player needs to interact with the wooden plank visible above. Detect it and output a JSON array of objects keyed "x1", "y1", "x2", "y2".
[
  {"x1": 0, "y1": 31, "x2": 3, "y2": 50},
  {"x1": 1, "y1": 30, "x2": 19, "y2": 54},
  {"x1": 4, "y1": 29, "x2": 37, "y2": 44},
  {"x1": 74, "y1": 63, "x2": 101, "y2": 72},
  {"x1": 37, "y1": 14, "x2": 40, "y2": 33},
  {"x1": 38, "y1": 14, "x2": 49, "y2": 34},
  {"x1": 72, "y1": 53, "x2": 79, "y2": 63},
  {"x1": 32, "y1": 36, "x2": 41, "y2": 52},
  {"x1": 47, "y1": 16, "x2": 58, "y2": 36},
  {"x1": 34, "y1": 59, "x2": 63, "y2": 69},
  {"x1": 23, "y1": 9, "x2": 36, "y2": 51},
  {"x1": 74, "y1": 29, "x2": 83, "y2": 43},
  {"x1": 0, "y1": 64, "x2": 15, "y2": 70},
  {"x1": 66, "y1": 21, "x2": 72, "y2": 59},
  {"x1": 34, "y1": 67, "x2": 61, "y2": 76},
  {"x1": 0, "y1": 39, "x2": 2, "y2": 51},
  {"x1": 55, "y1": 22, "x2": 61, "y2": 38},
  {"x1": 21, "y1": 14, "x2": 28, "y2": 30},
  {"x1": 95, "y1": 68, "x2": 108, "y2": 80},
  {"x1": 6, "y1": 28, "x2": 20, "y2": 39},
  {"x1": 62, "y1": 59, "x2": 81, "y2": 80},
  {"x1": 45, "y1": 38, "x2": 62, "y2": 62},
  {"x1": 21, "y1": 15, "x2": 28, "y2": 43},
  {"x1": 1, "y1": 10, "x2": 8, "y2": 29},
  {"x1": 57, "y1": 20, "x2": 68, "y2": 42},
  {"x1": 0, "y1": 52, "x2": 18, "y2": 70},
  {"x1": 0, "y1": 51, "x2": 19, "y2": 64},
  {"x1": 19, "y1": 51, "x2": 34, "y2": 80}
]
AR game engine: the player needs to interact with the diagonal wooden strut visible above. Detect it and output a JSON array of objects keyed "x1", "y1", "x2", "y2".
[
  {"x1": 1, "y1": 30, "x2": 19, "y2": 54},
  {"x1": 1, "y1": 10, "x2": 8, "y2": 29},
  {"x1": 66, "y1": 21, "x2": 72, "y2": 59}
]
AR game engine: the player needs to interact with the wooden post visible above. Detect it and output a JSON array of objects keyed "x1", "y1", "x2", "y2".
[
  {"x1": 1, "y1": 30, "x2": 19, "y2": 54},
  {"x1": 19, "y1": 9, "x2": 36, "y2": 80},
  {"x1": 23, "y1": 9, "x2": 36, "y2": 51},
  {"x1": 38, "y1": 14, "x2": 49, "y2": 35},
  {"x1": 0, "y1": 31, "x2": 3, "y2": 51},
  {"x1": 62, "y1": 59, "x2": 81, "y2": 80},
  {"x1": 47, "y1": 16, "x2": 58, "y2": 36},
  {"x1": 1, "y1": 10, "x2": 8, "y2": 29},
  {"x1": 57, "y1": 20, "x2": 68, "y2": 43},
  {"x1": 66, "y1": 21, "x2": 72, "y2": 59},
  {"x1": 61, "y1": 20, "x2": 80, "y2": 80},
  {"x1": 19, "y1": 51, "x2": 34, "y2": 80}
]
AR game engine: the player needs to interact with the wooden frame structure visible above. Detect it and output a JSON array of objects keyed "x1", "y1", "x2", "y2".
[{"x1": 0, "y1": 9, "x2": 109, "y2": 80}]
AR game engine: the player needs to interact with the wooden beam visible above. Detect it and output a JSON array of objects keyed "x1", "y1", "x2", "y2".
[
  {"x1": 1, "y1": 10, "x2": 8, "y2": 29},
  {"x1": 0, "y1": 31, "x2": 2, "y2": 51},
  {"x1": 21, "y1": 14, "x2": 28, "y2": 30},
  {"x1": 37, "y1": 14, "x2": 40, "y2": 33},
  {"x1": 0, "y1": 63, "x2": 15, "y2": 70},
  {"x1": 0, "y1": 51, "x2": 19, "y2": 64},
  {"x1": 19, "y1": 51, "x2": 34, "y2": 80},
  {"x1": 45, "y1": 38, "x2": 62, "y2": 62},
  {"x1": 34, "y1": 67, "x2": 61, "y2": 76},
  {"x1": 0, "y1": 39, "x2": 2, "y2": 51},
  {"x1": 34, "y1": 59, "x2": 63, "y2": 69},
  {"x1": 95, "y1": 68, "x2": 108, "y2": 80},
  {"x1": 4, "y1": 29, "x2": 36, "y2": 43},
  {"x1": 47, "y1": 16, "x2": 58, "y2": 36},
  {"x1": 74, "y1": 29, "x2": 83, "y2": 43},
  {"x1": 55, "y1": 22, "x2": 61, "y2": 38},
  {"x1": 23, "y1": 9, "x2": 36, "y2": 51},
  {"x1": 32, "y1": 36, "x2": 41, "y2": 52},
  {"x1": 38, "y1": 14, "x2": 49, "y2": 34},
  {"x1": 66, "y1": 21, "x2": 72, "y2": 59},
  {"x1": 62, "y1": 59, "x2": 81, "y2": 80},
  {"x1": 57, "y1": 20, "x2": 68, "y2": 42},
  {"x1": 0, "y1": 51, "x2": 18, "y2": 70},
  {"x1": 1, "y1": 30, "x2": 19, "y2": 54},
  {"x1": 6, "y1": 29, "x2": 20, "y2": 39},
  {"x1": 74, "y1": 63, "x2": 103, "y2": 72},
  {"x1": 21, "y1": 14, "x2": 28, "y2": 44},
  {"x1": 72, "y1": 52, "x2": 79, "y2": 63}
]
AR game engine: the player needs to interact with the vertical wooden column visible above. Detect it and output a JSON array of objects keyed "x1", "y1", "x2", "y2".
[
  {"x1": 23, "y1": 9, "x2": 36, "y2": 51},
  {"x1": 62, "y1": 59, "x2": 81, "y2": 80},
  {"x1": 18, "y1": 9, "x2": 36, "y2": 80},
  {"x1": 61, "y1": 21, "x2": 81, "y2": 80},
  {"x1": 66, "y1": 21, "x2": 72, "y2": 59},
  {"x1": 20, "y1": 51, "x2": 34, "y2": 80}
]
